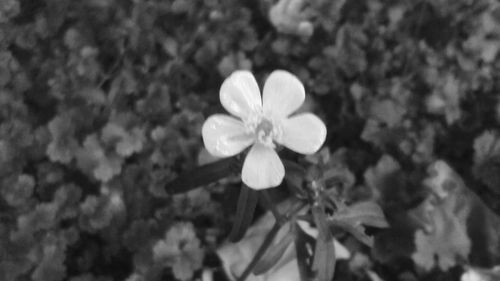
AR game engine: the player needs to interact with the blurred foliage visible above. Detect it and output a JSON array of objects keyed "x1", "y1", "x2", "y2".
[{"x1": 2, "y1": 0, "x2": 500, "y2": 280}]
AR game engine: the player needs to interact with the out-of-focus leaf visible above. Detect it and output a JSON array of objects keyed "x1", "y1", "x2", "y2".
[
  {"x1": 229, "y1": 184, "x2": 258, "y2": 242},
  {"x1": 54, "y1": 184, "x2": 82, "y2": 219},
  {"x1": 474, "y1": 131, "x2": 500, "y2": 165},
  {"x1": 17, "y1": 203, "x2": 58, "y2": 235},
  {"x1": 46, "y1": 114, "x2": 78, "y2": 164},
  {"x1": 32, "y1": 249, "x2": 65, "y2": 281},
  {"x1": 423, "y1": 160, "x2": 464, "y2": 199},
  {"x1": 79, "y1": 196, "x2": 112, "y2": 230},
  {"x1": 369, "y1": 99, "x2": 405, "y2": 128},
  {"x1": 361, "y1": 119, "x2": 407, "y2": 149},
  {"x1": 425, "y1": 73, "x2": 464, "y2": 125},
  {"x1": 153, "y1": 222, "x2": 204, "y2": 281},
  {"x1": 473, "y1": 131, "x2": 500, "y2": 195},
  {"x1": 170, "y1": 187, "x2": 220, "y2": 218},
  {"x1": 32, "y1": 236, "x2": 67, "y2": 281},
  {"x1": 464, "y1": 5, "x2": 500, "y2": 63},
  {"x1": 269, "y1": 0, "x2": 314, "y2": 38},
  {"x1": 2, "y1": 174, "x2": 34, "y2": 207},
  {"x1": 0, "y1": 0, "x2": 20, "y2": 23},
  {"x1": 101, "y1": 123, "x2": 145, "y2": 157},
  {"x1": 123, "y1": 219, "x2": 158, "y2": 252},
  {"x1": 364, "y1": 154, "x2": 401, "y2": 201},
  {"x1": 76, "y1": 134, "x2": 123, "y2": 182},
  {"x1": 334, "y1": 201, "x2": 389, "y2": 228},
  {"x1": 76, "y1": 87, "x2": 107, "y2": 105},
  {"x1": 411, "y1": 197, "x2": 471, "y2": 271},
  {"x1": 411, "y1": 160, "x2": 471, "y2": 271},
  {"x1": 217, "y1": 52, "x2": 252, "y2": 77},
  {"x1": 333, "y1": 24, "x2": 368, "y2": 77}
]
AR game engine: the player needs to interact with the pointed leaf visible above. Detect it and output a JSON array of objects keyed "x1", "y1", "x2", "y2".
[
  {"x1": 253, "y1": 230, "x2": 294, "y2": 275},
  {"x1": 295, "y1": 222, "x2": 315, "y2": 281},
  {"x1": 165, "y1": 156, "x2": 239, "y2": 194},
  {"x1": 311, "y1": 205, "x2": 337, "y2": 281},
  {"x1": 312, "y1": 205, "x2": 333, "y2": 240},
  {"x1": 229, "y1": 184, "x2": 259, "y2": 242},
  {"x1": 312, "y1": 234, "x2": 336, "y2": 281}
]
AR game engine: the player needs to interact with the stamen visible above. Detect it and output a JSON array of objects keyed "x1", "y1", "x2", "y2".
[
  {"x1": 243, "y1": 113, "x2": 283, "y2": 148},
  {"x1": 256, "y1": 118, "x2": 274, "y2": 147},
  {"x1": 256, "y1": 119, "x2": 273, "y2": 137}
]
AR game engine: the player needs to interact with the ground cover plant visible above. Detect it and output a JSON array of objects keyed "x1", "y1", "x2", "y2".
[{"x1": 3, "y1": 0, "x2": 500, "y2": 280}]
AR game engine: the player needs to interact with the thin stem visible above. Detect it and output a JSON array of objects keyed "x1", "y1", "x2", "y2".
[
  {"x1": 236, "y1": 222, "x2": 281, "y2": 281},
  {"x1": 236, "y1": 200, "x2": 308, "y2": 281}
]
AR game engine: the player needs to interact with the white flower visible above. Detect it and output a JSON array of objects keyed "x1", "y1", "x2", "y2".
[{"x1": 202, "y1": 70, "x2": 327, "y2": 190}]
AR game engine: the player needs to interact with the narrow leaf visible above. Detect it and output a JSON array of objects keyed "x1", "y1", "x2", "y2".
[
  {"x1": 312, "y1": 205, "x2": 333, "y2": 240},
  {"x1": 295, "y1": 222, "x2": 315, "y2": 281},
  {"x1": 229, "y1": 184, "x2": 258, "y2": 242},
  {"x1": 312, "y1": 235, "x2": 336, "y2": 281},
  {"x1": 236, "y1": 223, "x2": 281, "y2": 281},
  {"x1": 253, "y1": 230, "x2": 294, "y2": 275},
  {"x1": 312, "y1": 205, "x2": 336, "y2": 281},
  {"x1": 165, "y1": 156, "x2": 238, "y2": 194}
]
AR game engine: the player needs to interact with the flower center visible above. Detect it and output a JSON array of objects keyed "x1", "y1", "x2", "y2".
[
  {"x1": 256, "y1": 118, "x2": 274, "y2": 146},
  {"x1": 244, "y1": 113, "x2": 282, "y2": 148}
]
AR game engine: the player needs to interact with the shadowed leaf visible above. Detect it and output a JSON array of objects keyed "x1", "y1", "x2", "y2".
[
  {"x1": 165, "y1": 156, "x2": 239, "y2": 194},
  {"x1": 312, "y1": 237, "x2": 336, "y2": 281},
  {"x1": 312, "y1": 205, "x2": 336, "y2": 281},
  {"x1": 229, "y1": 184, "x2": 259, "y2": 242},
  {"x1": 295, "y1": 222, "x2": 315, "y2": 281},
  {"x1": 253, "y1": 230, "x2": 294, "y2": 275}
]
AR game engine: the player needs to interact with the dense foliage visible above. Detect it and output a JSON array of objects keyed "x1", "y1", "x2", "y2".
[{"x1": 2, "y1": 0, "x2": 500, "y2": 280}]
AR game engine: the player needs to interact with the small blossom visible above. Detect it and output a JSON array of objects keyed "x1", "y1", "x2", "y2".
[{"x1": 202, "y1": 70, "x2": 327, "y2": 189}]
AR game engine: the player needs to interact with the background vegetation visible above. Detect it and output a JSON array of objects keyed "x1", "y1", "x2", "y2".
[{"x1": 2, "y1": 0, "x2": 500, "y2": 280}]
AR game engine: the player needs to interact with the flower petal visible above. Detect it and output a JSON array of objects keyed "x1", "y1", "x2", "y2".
[
  {"x1": 242, "y1": 144, "x2": 285, "y2": 190},
  {"x1": 220, "y1": 71, "x2": 262, "y2": 119},
  {"x1": 262, "y1": 70, "x2": 305, "y2": 117},
  {"x1": 202, "y1": 114, "x2": 254, "y2": 157},
  {"x1": 279, "y1": 113, "x2": 326, "y2": 154}
]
